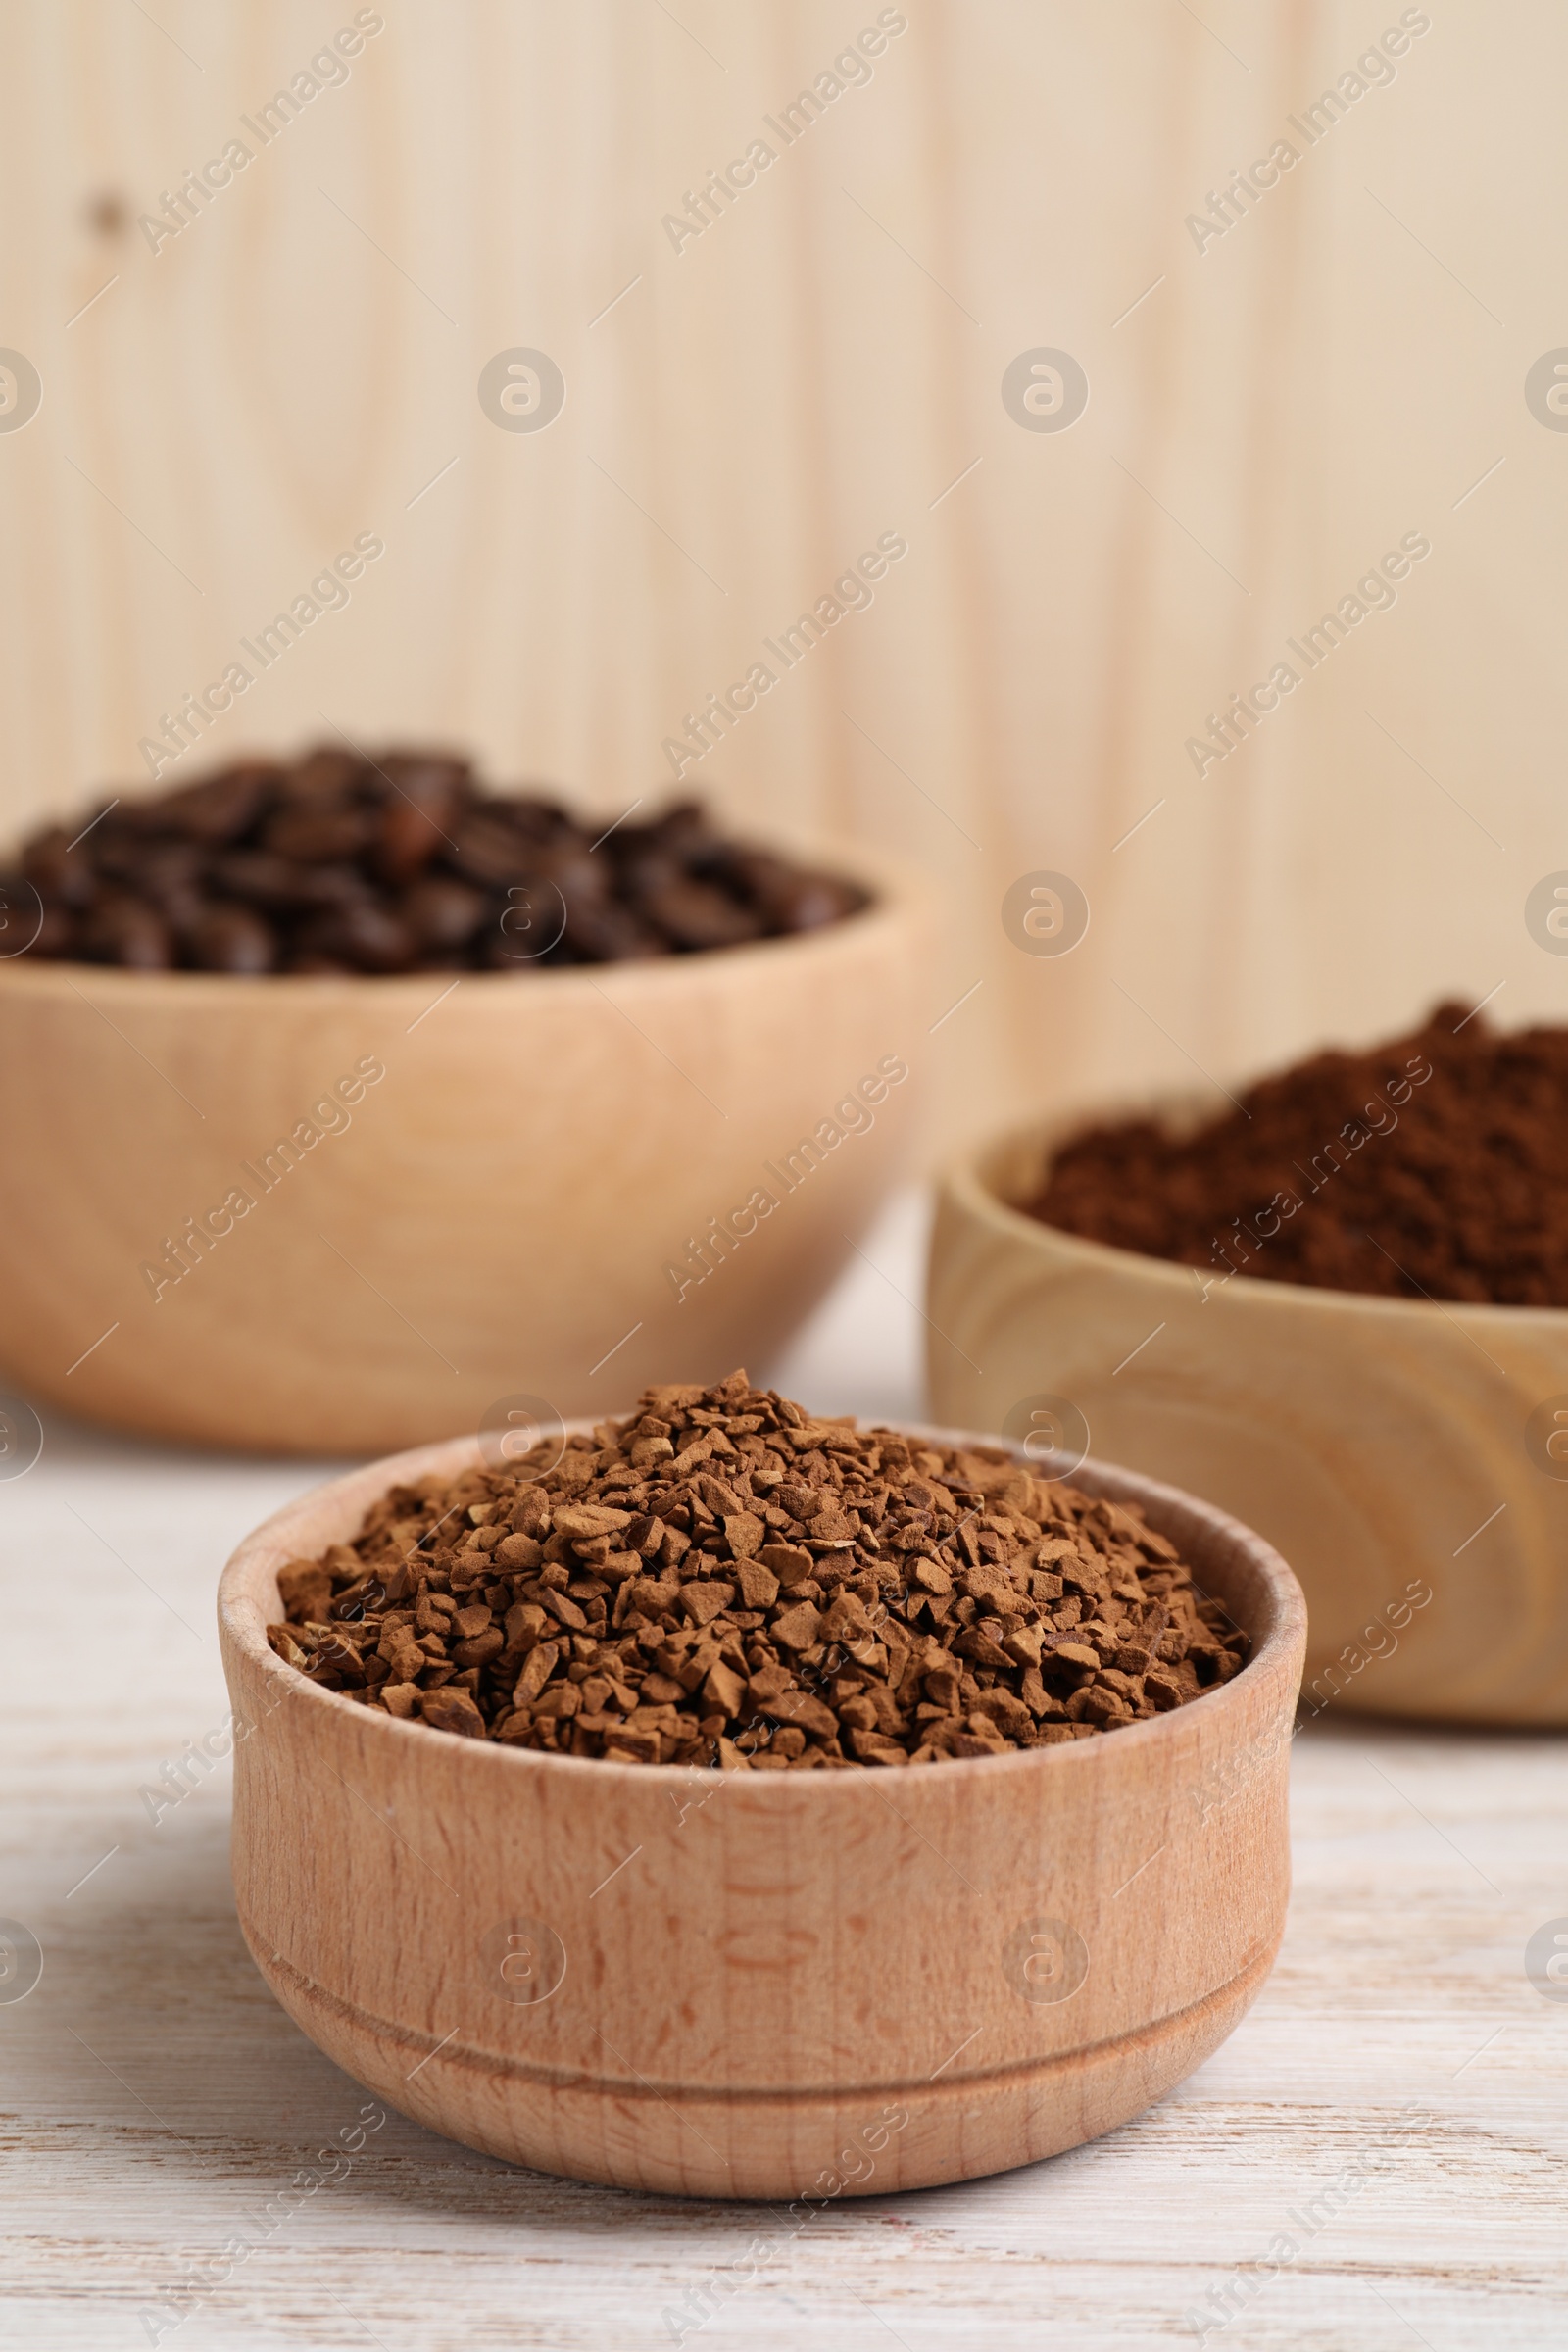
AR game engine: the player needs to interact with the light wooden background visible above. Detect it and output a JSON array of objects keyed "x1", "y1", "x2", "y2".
[{"x1": 3, "y1": 0, "x2": 1565, "y2": 1143}]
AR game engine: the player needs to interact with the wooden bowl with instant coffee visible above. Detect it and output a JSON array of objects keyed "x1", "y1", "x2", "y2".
[
  {"x1": 928, "y1": 1009, "x2": 1568, "y2": 1727},
  {"x1": 217, "y1": 1394, "x2": 1305, "y2": 2200},
  {"x1": 0, "y1": 752, "x2": 927, "y2": 1453}
]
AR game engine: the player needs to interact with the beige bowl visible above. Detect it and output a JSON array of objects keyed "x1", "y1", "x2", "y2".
[
  {"x1": 927, "y1": 1110, "x2": 1568, "y2": 1728},
  {"x1": 0, "y1": 846, "x2": 926, "y2": 1454},
  {"x1": 217, "y1": 1420, "x2": 1305, "y2": 2200}
]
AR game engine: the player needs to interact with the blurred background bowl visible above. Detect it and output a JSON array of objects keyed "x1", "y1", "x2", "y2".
[
  {"x1": 927, "y1": 1107, "x2": 1568, "y2": 1728},
  {"x1": 0, "y1": 840, "x2": 928, "y2": 1454}
]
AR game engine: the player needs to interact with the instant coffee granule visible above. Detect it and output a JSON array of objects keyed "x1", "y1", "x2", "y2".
[
  {"x1": 1029, "y1": 1004, "x2": 1568, "y2": 1307},
  {"x1": 268, "y1": 1372, "x2": 1248, "y2": 1766},
  {"x1": 4, "y1": 745, "x2": 865, "y2": 974}
]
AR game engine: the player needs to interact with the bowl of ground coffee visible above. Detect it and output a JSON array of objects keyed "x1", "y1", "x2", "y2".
[
  {"x1": 928, "y1": 1005, "x2": 1568, "y2": 1726},
  {"x1": 0, "y1": 746, "x2": 925, "y2": 1453},
  {"x1": 218, "y1": 1372, "x2": 1305, "y2": 2198}
]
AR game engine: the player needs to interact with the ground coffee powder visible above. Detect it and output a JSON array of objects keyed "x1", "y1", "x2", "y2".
[
  {"x1": 268, "y1": 1372, "x2": 1248, "y2": 1765},
  {"x1": 1028, "y1": 1004, "x2": 1568, "y2": 1305},
  {"x1": 4, "y1": 746, "x2": 864, "y2": 973}
]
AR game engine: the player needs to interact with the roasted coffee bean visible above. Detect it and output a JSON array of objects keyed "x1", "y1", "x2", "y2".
[
  {"x1": 562, "y1": 901, "x2": 667, "y2": 962},
  {"x1": 157, "y1": 767, "x2": 273, "y2": 842},
  {"x1": 186, "y1": 903, "x2": 277, "y2": 973},
  {"x1": 401, "y1": 875, "x2": 488, "y2": 950},
  {"x1": 263, "y1": 804, "x2": 372, "y2": 864},
  {"x1": 373, "y1": 790, "x2": 453, "y2": 885},
  {"x1": 644, "y1": 878, "x2": 764, "y2": 952},
  {"x1": 209, "y1": 850, "x2": 304, "y2": 907},
  {"x1": 448, "y1": 812, "x2": 532, "y2": 888},
  {"x1": 492, "y1": 794, "x2": 564, "y2": 846},
  {"x1": 480, "y1": 925, "x2": 567, "y2": 971},
  {"x1": 78, "y1": 896, "x2": 174, "y2": 968},
  {"x1": 95, "y1": 838, "x2": 204, "y2": 909},
  {"x1": 287, "y1": 863, "x2": 377, "y2": 911},
  {"x1": 613, "y1": 845, "x2": 682, "y2": 903},
  {"x1": 298, "y1": 900, "x2": 416, "y2": 972},
  {"x1": 270, "y1": 1371, "x2": 1243, "y2": 1766},
  {"x1": 10, "y1": 744, "x2": 867, "y2": 974}
]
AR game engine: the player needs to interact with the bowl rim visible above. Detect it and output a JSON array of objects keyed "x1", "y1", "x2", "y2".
[
  {"x1": 0, "y1": 836, "x2": 924, "y2": 1005},
  {"x1": 217, "y1": 1415, "x2": 1307, "y2": 1791},
  {"x1": 943, "y1": 1104, "x2": 1568, "y2": 1331}
]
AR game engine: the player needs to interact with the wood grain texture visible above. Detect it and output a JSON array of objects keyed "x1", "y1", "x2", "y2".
[
  {"x1": 4, "y1": 1309, "x2": 1565, "y2": 2349},
  {"x1": 0, "y1": 851, "x2": 926, "y2": 1453},
  {"x1": 926, "y1": 1115, "x2": 1568, "y2": 1726},
  {"x1": 217, "y1": 1424, "x2": 1305, "y2": 2198},
  {"x1": 1, "y1": 1, "x2": 1562, "y2": 1155}
]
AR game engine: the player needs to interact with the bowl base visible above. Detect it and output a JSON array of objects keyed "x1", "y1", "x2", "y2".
[{"x1": 240, "y1": 1909, "x2": 1279, "y2": 2200}]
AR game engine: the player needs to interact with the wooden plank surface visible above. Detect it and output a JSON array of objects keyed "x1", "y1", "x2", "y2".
[{"x1": 3, "y1": 1193, "x2": 1565, "y2": 2349}]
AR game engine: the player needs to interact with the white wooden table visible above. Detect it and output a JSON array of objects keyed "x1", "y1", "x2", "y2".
[{"x1": 4, "y1": 1192, "x2": 1565, "y2": 2350}]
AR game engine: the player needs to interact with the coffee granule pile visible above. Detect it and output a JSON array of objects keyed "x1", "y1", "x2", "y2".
[
  {"x1": 267, "y1": 1373, "x2": 1247, "y2": 1767},
  {"x1": 5, "y1": 746, "x2": 865, "y2": 974},
  {"x1": 1029, "y1": 1006, "x2": 1568, "y2": 1307}
]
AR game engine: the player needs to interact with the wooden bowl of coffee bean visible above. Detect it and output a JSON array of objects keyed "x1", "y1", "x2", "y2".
[
  {"x1": 216, "y1": 1385, "x2": 1305, "y2": 2200},
  {"x1": 928, "y1": 1007, "x2": 1568, "y2": 1727},
  {"x1": 0, "y1": 746, "x2": 927, "y2": 1453}
]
